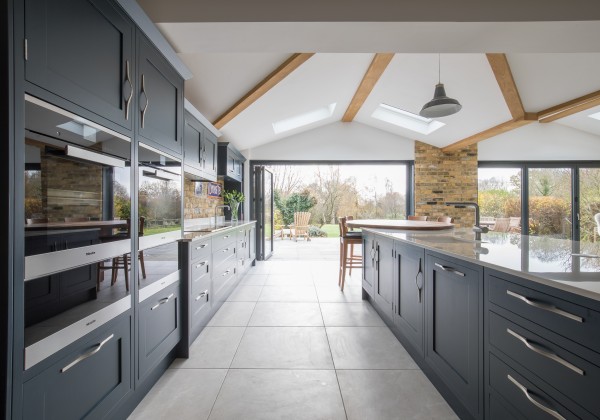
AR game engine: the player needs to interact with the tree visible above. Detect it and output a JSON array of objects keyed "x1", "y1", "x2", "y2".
[
  {"x1": 272, "y1": 165, "x2": 303, "y2": 198},
  {"x1": 274, "y1": 190, "x2": 316, "y2": 226}
]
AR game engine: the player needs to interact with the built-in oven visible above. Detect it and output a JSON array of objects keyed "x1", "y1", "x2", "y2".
[
  {"x1": 137, "y1": 143, "x2": 182, "y2": 301},
  {"x1": 22, "y1": 95, "x2": 132, "y2": 370}
]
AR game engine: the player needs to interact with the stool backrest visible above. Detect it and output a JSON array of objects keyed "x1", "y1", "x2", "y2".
[
  {"x1": 408, "y1": 215, "x2": 428, "y2": 221},
  {"x1": 338, "y1": 216, "x2": 349, "y2": 237},
  {"x1": 437, "y1": 216, "x2": 453, "y2": 223}
]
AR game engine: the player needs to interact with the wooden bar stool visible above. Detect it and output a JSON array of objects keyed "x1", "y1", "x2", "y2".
[
  {"x1": 408, "y1": 215, "x2": 428, "y2": 221},
  {"x1": 338, "y1": 217, "x2": 362, "y2": 291}
]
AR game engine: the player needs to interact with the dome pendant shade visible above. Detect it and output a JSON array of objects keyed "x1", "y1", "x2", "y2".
[{"x1": 419, "y1": 83, "x2": 462, "y2": 118}]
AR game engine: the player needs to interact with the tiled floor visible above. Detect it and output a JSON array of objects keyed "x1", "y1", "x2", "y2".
[{"x1": 129, "y1": 240, "x2": 458, "y2": 420}]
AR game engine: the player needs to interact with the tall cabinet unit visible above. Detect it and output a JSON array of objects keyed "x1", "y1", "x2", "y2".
[
  {"x1": 12, "y1": 0, "x2": 190, "y2": 418},
  {"x1": 184, "y1": 109, "x2": 218, "y2": 182}
]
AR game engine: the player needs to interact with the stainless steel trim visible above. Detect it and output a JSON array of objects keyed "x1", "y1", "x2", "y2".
[
  {"x1": 25, "y1": 239, "x2": 131, "y2": 281},
  {"x1": 65, "y1": 144, "x2": 126, "y2": 167},
  {"x1": 195, "y1": 290, "x2": 208, "y2": 301},
  {"x1": 24, "y1": 296, "x2": 130, "y2": 370},
  {"x1": 150, "y1": 293, "x2": 174, "y2": 311},
  {"x1": 507, "y1": 375, "x2": 566, "y2": 420},
  {"x1": 139, "y1": 231, "x2": 182, "y2": 251},
  {"x1": 506, "y1": 290, "x2": 583, "y2": 323},
  {"x1": 139, "y1": 142, "x2": 181, "y2": 162},
  {"x1": 138, "y1": 270, "x2": 180, "y2": 303},
  {"x1": 24, "y1": 38, "x2": 28, "y2": 60},
  {"x1": 506, "y1": 328, "x2": 584, "y2": 375},
  {"x1": 140, "y1": 74, "x2": 149, "y2": 128},
  {"x1": 61, "y1": 334, "x2": 114, "y2": 373},
  {"x1": 25, "y1": 94, "x2": 131, "y2": 142},
  {"x1": 124, "y1": 60, "x2": 133, "y2": 120},
  {"x1": 434, "y1": 262, "x2": 465, "y2": 277}
]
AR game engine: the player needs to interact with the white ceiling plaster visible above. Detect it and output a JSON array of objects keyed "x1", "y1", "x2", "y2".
[{"x1": 555, "y1": 104, "x2": 600, "y2": 138}]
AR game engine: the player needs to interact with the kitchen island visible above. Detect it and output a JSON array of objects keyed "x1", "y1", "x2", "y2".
[{"x1": 361, "y1": 228, "x2": 600, "y2": 420}]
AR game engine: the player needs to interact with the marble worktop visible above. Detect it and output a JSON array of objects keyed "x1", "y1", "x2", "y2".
[
  {"x1": 365, "y1": 228, "x2": 600, "y2": 302},
  {"x1": 181, "y1": 220, "x2": 256, "y2": 241}
]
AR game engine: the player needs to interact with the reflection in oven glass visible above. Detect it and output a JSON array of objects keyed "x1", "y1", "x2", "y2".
[{"x1": 137, "y1": 241, "x2": 179, "y2": 290}]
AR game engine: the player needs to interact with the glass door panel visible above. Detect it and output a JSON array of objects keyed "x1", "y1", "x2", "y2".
[
  {"x1": 579, "y1": 167, "x2": 600, "y2": 243},
  {"x1": 478, "y1": 167, "x2": 522, "y2": 233},
  {"x1": 528, "y1": 167, "x2": 572, "y2": 239}
]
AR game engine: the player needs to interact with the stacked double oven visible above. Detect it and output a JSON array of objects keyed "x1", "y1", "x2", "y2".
[{"x1": 22, "y1": 95, "x2": 182, "y2": 371}]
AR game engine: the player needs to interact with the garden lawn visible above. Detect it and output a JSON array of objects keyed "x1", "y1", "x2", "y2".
[{"x1": 320, "y1": 224, "x2": 340, "y2": 238}]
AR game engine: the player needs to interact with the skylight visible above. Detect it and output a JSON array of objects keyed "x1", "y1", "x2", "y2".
[
  {"x1": 372, "y1": 103, "x2": 445, "y2": 135},
  {"x1": 588, "y1": 111, "x2": 600, "y2": 121},
  {"x1": 272, "y1": 103, "x2": 336, "y2": 134}
]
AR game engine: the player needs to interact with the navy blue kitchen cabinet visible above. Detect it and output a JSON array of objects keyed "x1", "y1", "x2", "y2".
[
  {"x1": 373, "y1": 235, "x2": 395, "y2": 323},
  {"x1": 184, "y1": 110, "x2": 218, "y2": 181},
  {"x1": 218, "y1": 142, "x2": 245, "y2": 183},
  {"x1": 362, "y1": 232, "x2": 375, "y2": 298},
  {"x1": 25, "y1": 0, "x2": 135, "y2": 131},
  {"x1": 426, "y1": 252, "x2": 483, "y2": 420}
]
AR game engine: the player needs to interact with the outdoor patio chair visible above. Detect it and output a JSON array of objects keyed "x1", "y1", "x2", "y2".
[
  {"x1": 491, "y1": 217, "x2": 510, "y2": 232},
  {"x1": 291, "y1": 212, "x2": 311, "y2": 241},
  {"x1": 408, "y1": 215, "x2": 428, "y2": 221},
  {"x1": 509, "y1": 217, "x2": 521, "y2": 233}
]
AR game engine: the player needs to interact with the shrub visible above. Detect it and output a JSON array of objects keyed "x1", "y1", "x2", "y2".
[
  {"x1": 479, "y1": 190, "x2": 514, "y2": 218},
  {"x1": 528, "y1": 196, "x2": 571, "y2": 236},
  {"x1": 308, "y1": 225, "x2": 327, "y2": 238}
]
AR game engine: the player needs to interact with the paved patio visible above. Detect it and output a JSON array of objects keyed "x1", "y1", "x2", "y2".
[{"x1": 271, "y1": 237, "x2": 355, "y2": 261}]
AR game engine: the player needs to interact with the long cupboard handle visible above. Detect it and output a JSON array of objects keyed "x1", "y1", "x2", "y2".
[
  {"x1": 415, "y1": 258, "x2": 424, "y2": 303},
  {"x1": 140, "y1": 74, "x2": 149, "y2": 128},
  {"x1": 195, "y1": 244, "x2": 208, "y2": 250},
  {"x1": 506, "y1": 328, "x2": 584, "y2": 375},
  {"x1": 506, "y1": 290, "x2": 583, "y2": 323},
  {"x1": 151, "y1": 293, "x2": 174, "y2": 310},
  {"x1": 124, "y1": 60, "x2": 133, "y2": 120},
  {"x1": 195, "y1": 261, "x2": 207, "y2": 268},
  {"x1": 434, "y1": 262, "x2": 465, "y2": 277},
  {"x1": 507, "y1": 375, "x2": 566, "y2": 420},
  {"x1": 195, "y1": 290, "x2": 209, "y2": 301},
  {"x1": 61, "y1": 334, "x2": 114, "y2": 373}
]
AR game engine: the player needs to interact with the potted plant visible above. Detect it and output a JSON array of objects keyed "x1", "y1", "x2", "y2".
[{"x1": 222, "y1": 189, "x2": 245, "y2": 221}]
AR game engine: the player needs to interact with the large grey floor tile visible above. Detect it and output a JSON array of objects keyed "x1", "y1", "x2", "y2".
[
  {"x1": 315, "y1": 283, "x2": 364, "y2": 302},
  {"x1": 170, "y1": 327, "x2": 245, "y2": 369},
  {"x1": 265, "y1": 273, "x2": 314, "y2": 286},
  {"x1": 231, "y1": 327, "x2": 333, "y2": 369},
  {"x1": 209, "y1": 369, "x2": 346, "y2": 420},
  {"x1": 259, "y1": 285, "x2": 318, "y2": 302},
  {"x1": 327, "y1": 326, "x2": 419, "y2": 369},
  {"x1": 320, "y1": 302, "x2": 385, "y2": 326},
  {"x1": 337, "y1": 369, "x2": 458, "y2": 420},
  {"x1": 129, "y1": 369, "x2": 227, "y2": 420},
  {"x1": 208, "y1": 302, "x2": 256, "y2": 326},
  {"x1": 238, "y1": 274, "x2": 268, "y2": 286},
  {"x1": 226, "y1": 285, "x2": 263, "y2": 302},
  {"x1": 248, "y1": 302, "x2": 323, "y2": 326}
]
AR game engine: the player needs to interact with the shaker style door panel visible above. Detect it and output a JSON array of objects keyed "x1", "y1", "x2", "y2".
[
  {"x1": 374, "y1": 237, "x2": 395, "y2": 322},
  {"x1": 362, "y1": 234, "x2": 375, "y2": 297},
  {"x1": 426, "y1": 253, "x2": 483, "y2": 419},
  {"x1": 25, "y1": 0, "x2": 134, "y2": 129},
  {"x1": 203, "y1": 130, "x2": 218, "y2": 179},
  {"x1": 184, "y1": 119, "x2": 201, "y2": 170},
  {"x1": 137, "y1": 34, "x2": 183, "y2": 155},
  {"x1": 394, "y1": 243, "x2": 425, "y2": 356}
]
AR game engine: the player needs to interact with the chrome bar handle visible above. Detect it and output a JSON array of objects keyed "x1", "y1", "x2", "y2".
[
  {"x1": 140, "y1": 74, "x2": 149, "y2": 128},
  {"x1": 195, "y1": 243, "x2": 208, "y2": 250},
  {"x1": 506, "y1": 290, "x2": 583, "y2": 323},
  {"x1": 434, "y1": 262, "x2": 465, "y2": 277},
  {"x1": 222, "y1": 269, "x2": 231, "y2": 277},
  {"x1": 195, "y1": 261, "x2": 207, "y2": 269},
  {"x1": 124, "y1": 60, "x2": 133, "y2": 120},
  {"x1": 507, "y1": 375, "x2": 566, "y2": 420},
  {"x1": 507, "y1": 328, "x2": 584, "y2": 375},
  {"x1": 151, "y1": 293, "x2": 174, "y2": 310},
  {"x1": 195, "y1": 290, "x2": 208, "y2": 301},
  {"x1": 61, "y1": 334, "x2": 114, "y2": 373}
]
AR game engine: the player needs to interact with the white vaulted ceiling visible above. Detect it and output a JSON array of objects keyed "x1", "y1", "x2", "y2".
[{"x1": 136, "y1": 1, "x2": 600, "y2": 152}]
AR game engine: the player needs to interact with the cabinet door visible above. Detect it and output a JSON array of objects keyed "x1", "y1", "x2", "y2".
[
  {"x1": 203, "y1": 130, "x2": 218, "y2": 179},
  {"x1": 374, "y1": 237, "x2": 395, "y2": 322},
  {"x1": 25, "y1": 0, "x2": 134, "y2": 130},
  {"x1": 394, "y1": 242, "x2": 425, "y2": 356},
  {"x1": 184, "y1": 119, "x2": 201, "y2": 170},
  {"x1": 362, "y1": 234, "x2": 375, "y2": 297},
  {"x1": 138, "y1": 282, "x2": 181, "y2": 380},
  {"x1": 426, "y1": 254, "x2": 482, "y2": 419},
  {"x1": 23, "y1": 314, "x2": 131, "y2": 420},
  {"x1": 137, "y1": 34, "x2": 183, "y2": 155}
]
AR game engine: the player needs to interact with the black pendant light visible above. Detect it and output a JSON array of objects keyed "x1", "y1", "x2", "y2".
[{"x1": 420, "y1": 54, "x2": 462, "y2": 118}]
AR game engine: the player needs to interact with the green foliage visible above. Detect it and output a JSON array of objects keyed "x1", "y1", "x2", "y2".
[
  {"x1": 479, "y1": 190, "x2": 515, "y2": 218},
  {"x1": 308, "y1": 225, "x2": 328, "y2": 238},
  {"x1": 222, "y1": 189, "x2": 245, "y2": 204},
  {"x1": 319, "y1": 224, "x2": 340, "y2": 238},
  {"x1": 274, "y1": 190, "x2": 316, "y2": 226},
  {"x1": 528, "y1": 196, "x2": 571, "y2": 236}
]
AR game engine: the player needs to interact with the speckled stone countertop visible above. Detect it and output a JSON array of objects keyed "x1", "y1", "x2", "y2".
[
  {"x1": 365, "y1": 228, "x2": 600, "y2": 302},
  {"x1": 181, "y1": 220, "x2": 256, "y2": 241}
]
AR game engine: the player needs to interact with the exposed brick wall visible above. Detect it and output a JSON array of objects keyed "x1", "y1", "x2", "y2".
[
  {"x1": 183, "y1": 178, "x2": 224, "y2": 220},
  {"x1": 414, "y1": 141, "x2": 478, "y2": 228}
]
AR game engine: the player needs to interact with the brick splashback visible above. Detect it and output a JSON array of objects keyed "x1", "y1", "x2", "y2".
[
  {"x1": 183, "y1": 177, "x2": 224, "y2": 220},
  {"x1": 414, "y1": 141, "x2": 478, "y2": 228}
]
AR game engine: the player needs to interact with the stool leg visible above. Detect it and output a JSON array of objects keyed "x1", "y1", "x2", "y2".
[
  {"x1": 338, "y1": 240, "x2": 344, "y2": 286},
  {"x1": 139, "y1": 250, "x2": 146, "y2": 279},
  {"x1": 123, "y1": 254, "x2": 129, "y2": 292},
  {"x1": 340, "y1": 242, "x2": 348, "y2": 291},
  {"x1": 349, "y1": 243, "x2": 354, "y2": 276}
]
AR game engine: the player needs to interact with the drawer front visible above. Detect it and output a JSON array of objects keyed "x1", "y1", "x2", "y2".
[
  {"x1": 191, "y1": 285, "x2": 211, "y2": 326},
  {"x1": 213, "y1": 261, "x2": 237, "y2": 299},
  {"x1": 23, "y1": 314, "x2": 131, "y2": 420},
  {"x1": 190, "y1": 238, "x2": 211, "y2": 261},
  {"x1": 489, "y1": 311, "x2": 600, "y2": 414},
  {"x1": 212, "y1": 230, "x2": 236, "y2": 251},
  {"x1": 488, "y1": 272, "x2": 600, "y2": 354},
  {"x1": 138, "y1": 282, "x2": 181, "y2": 379},
  {"x1": 489, "y1": 354, "x2": 578, "y2": 420},
  {"x1": 191, "y1": 257, "x2": 210, "y2": 284},
  {"x1": 488, "y1": 391, "x2": 525, "y2": 420},
  {"x1": 213, "y1": 243, "x2": 236, "y2": 267},
  {"x1": 191, "y1": 272, "x2": 211, "y2": 302}
]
